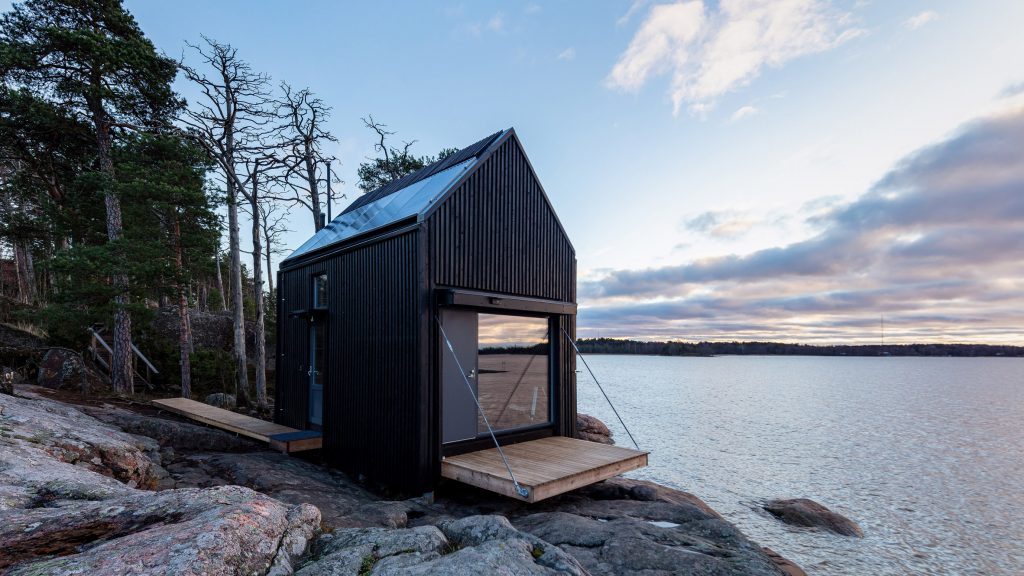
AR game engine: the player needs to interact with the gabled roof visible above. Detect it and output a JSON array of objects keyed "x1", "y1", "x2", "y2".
[{"x1": 283, "y1": 130, "x2": 507, "y2": 263}]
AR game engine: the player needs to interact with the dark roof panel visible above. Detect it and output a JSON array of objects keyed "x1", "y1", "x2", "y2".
[{"x1": 342, "y1": 130, "x2": 504, "y2": 216}]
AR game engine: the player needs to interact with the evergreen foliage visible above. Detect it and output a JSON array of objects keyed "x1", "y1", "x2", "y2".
[{"x1": 0, "y1": 1, "x2": 457, "y2": 399}]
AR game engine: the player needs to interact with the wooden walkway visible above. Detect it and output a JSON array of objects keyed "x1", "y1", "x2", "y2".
[
  {"x1": 151, "y1": 397, "x2": 321, "y2": 453},
  {"x1": 442, "y1": 436, "x2": 648, "y2": 503}
]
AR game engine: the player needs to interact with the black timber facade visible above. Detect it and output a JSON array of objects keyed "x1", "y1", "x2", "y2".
[{"x1": 276, "y1": 129, "x2": 577, "y2": 493}]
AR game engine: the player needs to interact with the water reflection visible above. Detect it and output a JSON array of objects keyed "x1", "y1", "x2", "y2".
[{"x1": 576, "y1": 355, "x2": 1024, "y2": 575}]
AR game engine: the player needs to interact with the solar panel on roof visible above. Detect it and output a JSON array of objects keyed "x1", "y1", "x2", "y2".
[
  {"x1": 340, "y1": 130, "x2": 504, "y2": 216},
  {"x1": 283, "y1": 130, "x2": 507, "y2": 263},
  {"x1": 284, "y1": 157, "x2": 480, "y2": 261}
]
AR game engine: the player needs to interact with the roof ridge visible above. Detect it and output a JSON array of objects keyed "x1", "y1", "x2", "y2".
[{"x1": 341, "y1": 129, "x2": 505, "y2": 216}]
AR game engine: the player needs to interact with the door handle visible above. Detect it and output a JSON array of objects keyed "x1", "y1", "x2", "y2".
[{"x1": 467, "y1": 368, "x2": 476, "y2": 379}]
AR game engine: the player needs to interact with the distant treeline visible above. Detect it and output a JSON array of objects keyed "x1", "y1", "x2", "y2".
[{"x1": 574, "y1": 338, "x2": 1024, "y2": 357}]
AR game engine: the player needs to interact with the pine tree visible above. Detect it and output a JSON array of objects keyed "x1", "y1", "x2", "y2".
[
  {"x1": 116, "y1": 133, "x2": 218, "y2": 398},
  {"x1": 1, "y1": 0, "x2": 181, "y2": 393}
]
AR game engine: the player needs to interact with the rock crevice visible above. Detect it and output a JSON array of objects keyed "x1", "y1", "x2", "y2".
[{"x1": 1, "y1": 387, "x2": 801, "y2": 575}]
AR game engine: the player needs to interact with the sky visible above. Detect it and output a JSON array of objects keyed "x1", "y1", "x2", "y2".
[{"x1": 25, "y1": 0, "x2": 1022, "y2": 345}]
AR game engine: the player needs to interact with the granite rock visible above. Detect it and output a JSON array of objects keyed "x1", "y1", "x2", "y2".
[
  {"x1": 576, "y1": 413, "x2": 614, "y2": 445},
  {"x1": 763, "y1": 498, "x2": 863, "y2": 537}
]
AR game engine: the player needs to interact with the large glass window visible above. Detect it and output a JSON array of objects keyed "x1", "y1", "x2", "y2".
[
  {"x1": 313, "y1": 274, "x2": 328, "y2": 309},
  {"x1": 476, "y1": 314, "x2": 550, "y2": 432}
]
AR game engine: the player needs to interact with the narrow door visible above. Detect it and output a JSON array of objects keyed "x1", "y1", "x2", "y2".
[
  {"x1": 308, "y1": 319, "x2": 325, "y2": 429},
  {"x1": 441, "y1": 309, "x2": 478, "y2": 443}
]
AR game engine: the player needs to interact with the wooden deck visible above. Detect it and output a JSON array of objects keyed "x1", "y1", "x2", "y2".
[
  {"x1": 151, "y1": 397, "x2": 321, "y2": 453},
  {"x1": 442, "y1": 436, "x2": 648, "y2": 503}
]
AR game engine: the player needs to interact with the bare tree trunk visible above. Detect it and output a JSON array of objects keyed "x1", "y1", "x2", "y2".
[
  {"x1": 23, "y1": 242, "x2": 37, "y2": 303},
  {"x1": 264, "y1": 227, "x2": 274, "y2": 299},
  {"x1": 303, "y1": 149, "x2": 323, "y2": 231},
  {"x1": 172, "y1": 215, "x2": 193, "y2": 398},
  {"x1": 179, "y1": 37, "x2": 275, "y2": 407},
  {"x1": 1, "y1": 244, "x2": 8, "y2": 299},
  {"x1": 279, "y1": 85, "x2": 337, "y2": 231},
  {"x1": 227, "y1": 174, "x2": 251, "y2": 407},
  {"x1": 214, "y1": 241, "x2": 227, "y2": 312},
  {"x1": 13, "y1": 241, "x2": 34, "y2": 304},
  {"x1": 42, "y1": 240, "x2": 56, "y2": 302},
  {"x1": 199, "y1": 282, "x2": 208, "y2": 311},
  {"x1": 92, "y1": 111, "x2": 133, "y2": 395},
  {"x1": 13, "y1": 242, "x2": 24, "y2": 303},
  {"x1": 249, "y1": 169, "x2": 267, "y2": 409}
]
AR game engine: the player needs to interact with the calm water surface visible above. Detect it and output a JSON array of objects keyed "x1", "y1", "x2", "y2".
[{"x1": 575, "y1": 355, "x2": 1024, "y2": 575}]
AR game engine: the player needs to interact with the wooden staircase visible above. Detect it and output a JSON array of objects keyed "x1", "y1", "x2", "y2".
[{"x1": 87, "y1": 327, "x2": 159, "y2": 390}]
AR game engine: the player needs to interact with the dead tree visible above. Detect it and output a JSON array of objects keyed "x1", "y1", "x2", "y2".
[
  {"x1": 355, "y1": 116, "x2": 432, "y2": 193},
  {"x1": 277, "y1": 84, "x2": 339, "y2": 231},
  {"x1": 238, "y1": 154, "x2": 282, "y2": 410},
  {"x1": 180, "y1": 37, "x2": 273, "y2": 407},
  {"x1": 258, "y1": 199, "x2": 290, "y2": 299},
  {"x1": 214, "y1": 228, "x2": 227, "y2": 312}
]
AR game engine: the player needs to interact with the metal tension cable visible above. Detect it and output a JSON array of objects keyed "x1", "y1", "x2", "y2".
[
  {"x1": 437, "y1": 317, "x2": 530, "y2": 499},
  {"x1": 561, "y1": 326, "x2": 641, "y2": 451}
]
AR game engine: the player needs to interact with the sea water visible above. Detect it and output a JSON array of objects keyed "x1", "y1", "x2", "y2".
[{"x1": 576, "y1": 355, "x2": 1024, "y2": 575}]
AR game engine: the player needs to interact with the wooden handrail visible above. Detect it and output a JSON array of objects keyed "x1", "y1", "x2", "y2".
[
  {"x1": 89, "y1": 328, "x2": 113, "y2": 355},
  {"x1": 130, "y1": 341, "x2": 159, "y2": 375},
  {"x1": 87, "y1": 328, "x2": 159, "y2": 375}
]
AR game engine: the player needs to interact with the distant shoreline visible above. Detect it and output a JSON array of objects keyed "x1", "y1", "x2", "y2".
[{"x1": 573, "y1": 338, "x2": 1024, "y2": 358}]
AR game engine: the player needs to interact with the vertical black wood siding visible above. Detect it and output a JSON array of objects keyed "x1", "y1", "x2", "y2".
[
  {"x1": 275, "y1": 260, "x2": 326, "y2": 430},
  {"x1": 428, "y1": 136, "x2": 576, "y2": 303},
  {"x1": 277, "y1": 229, "x2": 428, "y2": 492},
  {"x1": 427, "y1": 133, "x2": 578, "y2": 446}
]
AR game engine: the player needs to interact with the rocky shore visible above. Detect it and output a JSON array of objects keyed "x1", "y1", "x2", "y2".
[{"x1": 0, "y1": 385, "x2": 807, "y2": 575}]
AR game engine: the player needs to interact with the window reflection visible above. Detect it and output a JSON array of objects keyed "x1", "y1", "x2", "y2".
[
  {"x1": 313, "y1": 274, "x2": 328, "y2": 308},
  {"x1": 477, "y1": 314, "x2": 550, "y2": 431}
]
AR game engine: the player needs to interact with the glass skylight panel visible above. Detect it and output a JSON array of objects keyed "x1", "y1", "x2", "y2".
[{"x1": 285, "y1": 158, "x2": 477, "y2": 261}]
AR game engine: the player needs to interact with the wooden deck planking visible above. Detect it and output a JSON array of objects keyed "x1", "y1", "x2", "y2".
[
  {"x1": 268, "y1": 430, "x2": 324, "y2": 453},
  {"x1": 442, "y1": 436, "x2": 649, "y2": 503},
  {"x1": 151, "y1": 397, "x2": 321, "y2": 451}
]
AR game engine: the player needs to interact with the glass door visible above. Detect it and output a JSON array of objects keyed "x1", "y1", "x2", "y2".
[{"x1": 308, "y1": 319, "x2": 325, "y2": 428}]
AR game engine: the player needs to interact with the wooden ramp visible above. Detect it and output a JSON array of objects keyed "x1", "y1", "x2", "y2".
[
  {"x1": 151, "y1": 397, "x2": 321, "y2": 453},
  {"x1": 442, "y1": 436, "x2": 648, "y2": 503}
]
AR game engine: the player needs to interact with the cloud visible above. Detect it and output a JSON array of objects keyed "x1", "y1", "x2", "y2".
[
  {"x1": 581, "y1": 105, "x2": 1024, "y2": 343},
  {"x1": 904, "y1": 10, "x2": 938, "y2": 30},
  {"x1": 683, "y1": 210, "x2": 758, "y2": 237},
  {"x1": 617, "y1": 0, "x2": 651, "y2": 27},
  {"x1": 607, "y1": 0, "x2": 864, "y2": 115},
  {"x1": 525, "y1": 3, "x2": 542, "y2": 15},
  {"x1": 466, "y1": 12, "x2": 507, "y2": 36},
  {"x1": 729, "y1": 105, "x2": 760, "y2": 122},
  {"x1": 1001, "y1": 81, "x2": 1024, "y2": 99},
  {"x1": 557, "y1": 47, "x2": 576, "y2": 61}
]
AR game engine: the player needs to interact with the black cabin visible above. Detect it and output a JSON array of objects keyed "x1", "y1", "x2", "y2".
[{"x1": 275, "y1": 129, "x2": 578, "y2": 493}]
